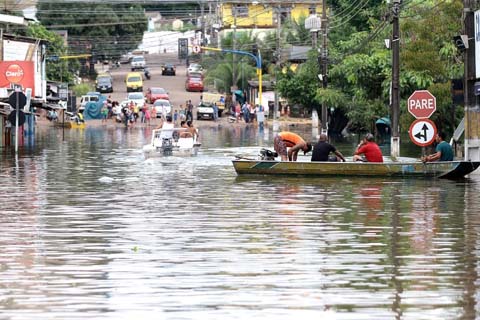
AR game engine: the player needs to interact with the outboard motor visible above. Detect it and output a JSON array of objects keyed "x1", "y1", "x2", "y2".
[
  {"x1": 161, "y1": 138, "x2": 173, "y2": 156},
  {"x1": 259, "y1": 148, "x2": 278, "y2": 160}
]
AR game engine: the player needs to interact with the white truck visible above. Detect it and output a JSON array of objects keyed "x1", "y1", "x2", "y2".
[
  {"x1": 130, "y1": 56, "x2": 146, "y2": 71},
  {"x1": 201, "y1": 92, "x2": 226, "y2": 117}
]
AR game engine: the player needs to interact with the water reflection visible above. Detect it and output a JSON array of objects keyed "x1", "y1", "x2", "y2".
[{"x1": 0, "y1": 124, "x2": 480, "y2": 319}]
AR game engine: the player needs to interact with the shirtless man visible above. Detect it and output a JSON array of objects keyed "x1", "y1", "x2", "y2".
[
  {"x1": 179, "y1": 121, "x2": 192, "y2": 138},
  {"x1": 187, "y1": 120, "x2": 199, "y2": 141}
]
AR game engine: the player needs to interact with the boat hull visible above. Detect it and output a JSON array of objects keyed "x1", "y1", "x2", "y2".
[
  {"x1": 143, "y1": 128, "x2": 200, "y2": 157},
  {"x1": 143, "y1": 143, "x2": 200, "y2": 157},
  {"x1": 232, "y1": 160, "x2": 480, "y2": 179},
  {"x1": 54, "y1": 121, "x2": 86, "y2": 129}
]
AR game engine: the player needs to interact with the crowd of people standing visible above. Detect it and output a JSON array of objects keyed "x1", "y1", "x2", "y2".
[{"x1": 230, "y1": 101, "x2": 265, "y2": 128}]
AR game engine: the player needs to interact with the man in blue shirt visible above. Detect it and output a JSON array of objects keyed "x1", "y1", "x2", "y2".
[{"x1": 422, "y1": 132, "x2": 454, "y2": 162}]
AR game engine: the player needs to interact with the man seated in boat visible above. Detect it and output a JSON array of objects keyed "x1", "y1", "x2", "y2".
[
  {"x1": 353, "y1": 133, "x2": 383, "y2": 163},
  {"x1": 311, "y1": 133, "x2": 346, "y2": 162},
  {"x1": 187, "y1": 120, "x2": 199, "y2": 141},
  {"x1": 421, "y1": 132, "x2": 453, "y2": 162},
  {"x1": 71, "y1": 111, "x2": 84, "y2": 124},
  {"x1": 274, "y1": 131, "x2": 312, "y2": 161},
  {"x1": 179, "y1": 121, "x2": 193, "y2": 138}
]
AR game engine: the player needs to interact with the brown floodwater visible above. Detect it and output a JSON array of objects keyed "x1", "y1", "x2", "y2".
[{"x1": 1, "y1": 123, "x2": 480, "y2": 320}]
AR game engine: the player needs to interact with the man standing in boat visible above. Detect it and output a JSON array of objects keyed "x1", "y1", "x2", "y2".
[
  {"x1": 421, "y1": 132, "x2": 454, "y2": 162},
  {"x1": 156, "y1": 115, "x2": 174, "y2": 130},
  {"x1": 311, "y1": 133, "x2": 346, "y2": 162},
  {"x1": 274, "y1": 131, "x2": 312, "y2": 161},
  {"x1": 353, "y1": 133, "x2": 383, "y2": 162}
]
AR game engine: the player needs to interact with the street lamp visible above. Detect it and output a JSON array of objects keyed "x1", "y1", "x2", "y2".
[{"x1": 305, "y1": 14, "x2": 321, "y2": 48}]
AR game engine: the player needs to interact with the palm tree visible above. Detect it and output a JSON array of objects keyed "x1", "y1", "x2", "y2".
[{"x1": 204, "y1": 30, "x2": 259, "y2": 93}]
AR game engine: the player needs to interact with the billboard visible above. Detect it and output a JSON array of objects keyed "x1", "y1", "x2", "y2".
[{"x1": 0, "y1": 61, "x2": 35, "y2": 93}]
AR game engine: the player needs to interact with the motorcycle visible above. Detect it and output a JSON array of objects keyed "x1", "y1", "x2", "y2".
[{"x1": 144, "y1": 68, "x2": 151, "y2": 80}]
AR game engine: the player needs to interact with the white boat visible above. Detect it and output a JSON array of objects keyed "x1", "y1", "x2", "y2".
[{"x1": 143, "y1": 128, "x2": 201, "y2": 157}]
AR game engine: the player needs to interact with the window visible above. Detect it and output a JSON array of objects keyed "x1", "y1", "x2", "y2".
[
  {"x1": 279, "y1": 7, "x2": 291, "y2": 24},
  {"x1": 234, "y1": 5, "x2": 248, "y2": 17}
]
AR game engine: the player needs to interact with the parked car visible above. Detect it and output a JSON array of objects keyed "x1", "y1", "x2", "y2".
[
  {"x1": 187, "y1": 63, "x2": 203, "y2": 76},
  {"x1": 125, "y1": 72, "x2": 143, "y2": 92},
  {"x1": 188, "y1": 71, "x2": 204, "y2": 79},
  {"x1": 197, "y1": 102, "x2": 213, "y2": 120},
  {"x1": 161, "y1": 63, "x2": 176, "y2": 76},
  {"x1": 185, "y1": 77, "x2": 204, "y2": 92},
  {"x1": 146, "y1": 87, "x2": 169, "y2": 103},
  {"x1": 196, "y1": 103, "x2": 214, "y2": 120},
  {"x1": 126, "y1": 92, "x2": 145, "y2": 108},
  {"x1": 154, "y1": 99, "x2": 172, "y2": 118},
  {"x1": 130, "y1": 55, "x2": 146, "y2": 71},
  {"x1": 119, "y1": 52, "x2": 132, "y2": 64},
  {"x1": 95, "y1": 73, "x2": 113, "y2": 93}
]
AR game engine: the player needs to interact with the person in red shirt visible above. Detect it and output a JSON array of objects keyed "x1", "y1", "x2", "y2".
[
  {"x1": 274, "y1": 131, "x2": 312, "y2": 161},
  {"x1": 353, "y1": 133, "x2": 383, "y2": 163}
]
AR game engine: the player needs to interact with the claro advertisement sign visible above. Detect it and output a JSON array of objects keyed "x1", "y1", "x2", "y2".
[{"x1": 0, "y1": 61, "x2": 34, "y2": 93}]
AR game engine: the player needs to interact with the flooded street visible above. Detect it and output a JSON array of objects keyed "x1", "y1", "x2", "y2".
[{"x1": 2, "y1": 124, "x2": 480, "y2": 319}]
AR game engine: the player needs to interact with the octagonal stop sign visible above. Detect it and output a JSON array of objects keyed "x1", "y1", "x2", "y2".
[{"x1": 407, "y1": 90, "x2": 436, "y2": 119}]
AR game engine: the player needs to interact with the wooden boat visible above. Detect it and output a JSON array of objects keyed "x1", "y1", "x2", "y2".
[
  {"x1": 51, "y1": 109, "x2": 86, "y2": 129},
  {"x1": 54, "y1": 121, "x2": 86, "y2": 129},
  {"x1": 232, "y1": 159, "x2": 480, "y2": 179},
  {"x1": 143, "y1": 128, "x2": 201, "y2": 157}
]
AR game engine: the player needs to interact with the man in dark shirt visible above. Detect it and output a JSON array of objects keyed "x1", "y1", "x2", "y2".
[{"x1": 311, "y1": 134, "x2": 346, "y2": 162}]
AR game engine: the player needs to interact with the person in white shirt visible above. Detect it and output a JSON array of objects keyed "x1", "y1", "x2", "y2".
[{"x1": 255, "y1": 104, "x2": 265, "y2": 129}]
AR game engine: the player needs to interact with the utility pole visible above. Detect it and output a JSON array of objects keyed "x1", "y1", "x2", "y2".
[
  {"x1": 463, "y1": 0, "x2": 476, "y2": 161},
  {"x1": 390, "y1": 0, "x2": 401, "y2": 159},
  {"x1": 320, "y1": 0, "x2": 328, "y2": 134},
  {"x1": 231, "y1": 6, "x2": 237, "y2": 91},
  {"x1": 208, "y1": 1, "x2": 213, "y2": 47},
  {"x1": 200, "y1": 2, "x2": 205, "y2": 45},
  {"x1": 273, "y1": 5, "x2": 281, "y2": 131}
]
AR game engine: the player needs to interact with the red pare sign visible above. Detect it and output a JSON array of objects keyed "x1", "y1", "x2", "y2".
[{"x1": 407, "y1": 90, "x2": 436, "y2": 119}]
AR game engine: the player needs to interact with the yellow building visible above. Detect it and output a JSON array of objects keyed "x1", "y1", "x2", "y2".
[{"x1": 221, "y1": 1, "x2": 322, "y2": 29}]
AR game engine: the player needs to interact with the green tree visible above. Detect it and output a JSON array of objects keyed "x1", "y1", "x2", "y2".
[
  {"x1": 23, "y1": 24, "x2": 78, "y2": 84},
  {"x1": 36, "y1": 1, "x2": 147, "y2": 61},
  {"x1": 399, "y1": 0, "x2": 463, "y2": 134},
  {"x1": 276, "y1": 51, "x2": 321, "y2": 109},
  {"x1": 276, "y1": 0, "x2": 464, "y2": 136}
]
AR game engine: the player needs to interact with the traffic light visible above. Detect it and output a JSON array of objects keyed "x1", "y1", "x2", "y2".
[
  {"x1": 91, "y1": 50, "x2": 97, "y2": 64},
  {"x1": 252, "y1": 44, "x2": 258, "y2": 56},
  {"x1": 178, "y1": 38, "x2": 188, "y2": 59}
]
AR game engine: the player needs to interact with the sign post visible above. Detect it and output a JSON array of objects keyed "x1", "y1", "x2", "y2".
[
  {"x1": 407, "y1": 90, "x2": 437, "y2": 152},
  {"x1": 409, "y1": 118, "x2": 437, "y2": 147},
  {"x1": 407, "y1": 90, "x2": 436, "y2": 119},
  {"x1": 192, "y1": 45, "x2": 201, "y2": 54},
  {"x1": 9, "y1": 89, "x2": 27, "y2": 153},
  {"x1": 5, "y1": 63, "x2": 27, "y2": 153}
]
